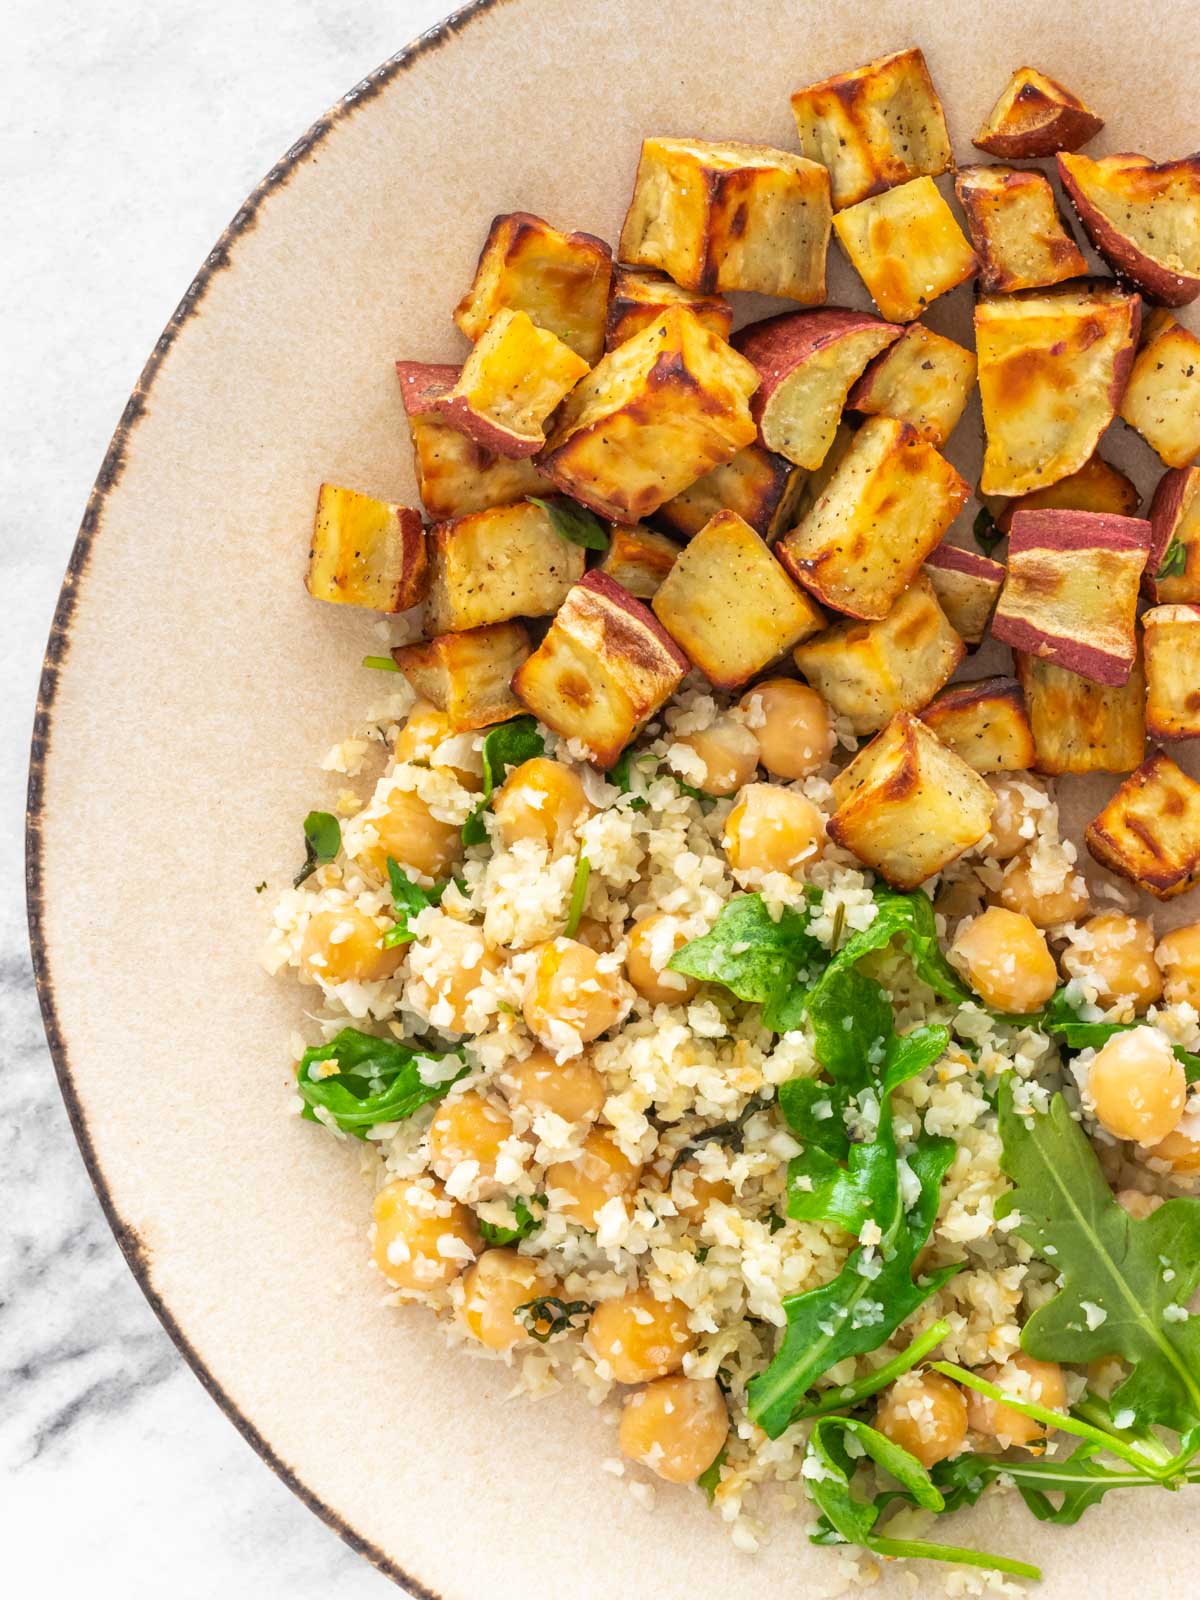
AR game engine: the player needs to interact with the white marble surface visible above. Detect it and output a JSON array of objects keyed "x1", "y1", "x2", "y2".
[{"x1": 2, "y1": 3, "x2": 451, "y2": 1592}]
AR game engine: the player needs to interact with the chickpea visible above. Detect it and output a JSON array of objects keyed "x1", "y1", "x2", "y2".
[
  {"x1": 966, "y1": 1354, "x2": 1066, "y2": 1449},
  {"x1": 1155, "y1": 922, "x2": 1200, "y2": 1009},
  {"x1": 619, "y1": 1376, "x2": 729, "y2": 1484},
  {"x1": 299, "y1": 906, "x2": 404, "y2": 985},
  {"x1": 985, "y1": 777, "x2": 1045, "y2": 861},
  {"x1": 739, "y1": 678, "x2": 835, "y2": 780},
  {"x1": 722, "y1": 783, "x2": 824, "y2": 880},
  {"x1": 1063, "y1": 914, "x2": 1163, "y2": 1014},
  {"x1": 523, "y1": 938, "x2": 630, "y2": 1048},
  {"x1": 625, "y1": 913, "x2": 700, "y2": 1006},
  {"x1": 670, "y1": 1164, "x2": 735, "y2": 1220},
  {"x1": 586, "y1": 1287, "x2": 697, "y2": 1383},
  {"x1": 460, "y1": 1248, "x2": 556, "y2": 1351},
  {"x1": 874, "y1": 1372, "x2": 968, "y2": 1469},
  {"x1": 427, "y1": 1091, "x2": 514, "y2": 1187},
  {"x1": 998, "y1": 851, "x2": 1089, "y2": 929},
  {"x1": 371, "y1": 1178, "x2": 478, "y2": 1290},
  {"x1": 408, "y1": 916, "x2": 500, "y2": 1034},
  {"x1": 393, "y1": 701, "x2": 480, "y2": 790},
  {"x1": 1088, "y1": 1027, "x2": 1186, "y2": 1145},
  {"x1": 674, "y1": 718, "x2": 760, "y2": 797},
  {"x1": 1145, "y1": 1122, "x2": 1200, "y2": 1174},
  {"x1": 545, "y1": 1127, "x2": 641, "y2": 1228},
  {"x1": 493, "y1": 757, "x2": 591, "y2": 852},
  {"x1": 950, "y1": 907, "x2": 1058, "y2": 1014},
  {"x1": 502, "y1": 1047, "x2": 606, "y2": 1125},
  {"x1": 362, "y1": 787, "x2": 462, "y2": 880}
]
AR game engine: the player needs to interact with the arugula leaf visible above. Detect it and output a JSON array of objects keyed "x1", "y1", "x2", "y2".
[
  {"x1": 792, "y1": 1319, "x2": 951, "y2": 1421},
  {"x1": 461, "y1": 716, "x2": 545, "y2": 845},
  {"x1": 296, "y1": 1027, "x2": 465, "y2": 1136},
  {"x1": 515, "y1": 1295, "x2": 594, "y2": 1342},
  {"x1": 527, "y1": 495, "x2": 610, "y2": 552},
  {"x1": 294, "y1": 810, "x2": 341, "y2": 887},
  {"x1": 610, "y1": 747, "x2": 649, "y2": 810},
  {"x1": 383, "y1": 857, "x2": 448, "y2": 947},
  {"x1": 697, "y1": 1445, "x2": 727, "y2": 1504},
  {"x1": 1157, "y1": 536, "x2": 1188, "y2": 581},
  {"x1": 362, "y1": 654, "x2": 401, "y2": 672},
  {"x1": 564, "y1": 855, "x2": 590, "y2": 938},
  {"x1": 973, "y1": 504, "x2": 1005, "y2": 558},
  {"x1": 670, "y1": 1095, "x2": 769, "y2": 1175},
  {"x1": 1042, "y1": 991, "x2": 1200, "y2": 1080},
  {"x1": 805, "y1": 965, "x2": 893, "y2": 1085},
  {"x1": 998, "y1": 1085, "x2": 1200, "y2": 1432},
  {"x1": 478, "y1": 1194, "x2": 544, "y2": 1247},
  {"x1": 819, "y1": 887, "x2": 973, "y2": 1006},
  {"x1": 668, "y1": 894, "x2": 825, "y2": 1031}
]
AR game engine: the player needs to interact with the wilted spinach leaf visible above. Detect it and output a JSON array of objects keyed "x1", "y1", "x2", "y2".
[{"x1": 296, "y1": 1027, "x2": 464, "y2": 1136}]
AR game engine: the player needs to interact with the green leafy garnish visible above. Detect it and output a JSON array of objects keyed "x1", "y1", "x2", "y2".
[
  {"x1": 669, "y1": 893, "x2": 825, "y2": 1032},
  {"x1": 528, "y1": 494, "x2": 610, "y2": 552},
  {"x1": 973, "y1": 504, "x2": 1005, "y2": 558},
  {"x1": 296, "y1": 1027, "x2": 465, "y2": 1136},
  {"x1": 565, "y1": 854, "x2": 590, "y2": 938},
  {"x1": 792, "y1": 1321, "x2": 951, "y2": 1421},
  {"x1": 515, "y1": 1295, "x2": 595, "y2": 1343},
  {"x1": 383, "y1": 857, "x2": 448, "y2": 947},
  {"x1": 362, "y1": 654, "x2": 401, "y2": 672},
  {"x1": 1041, "y1": 990, "x2": 1200, "y2": 1079},
  {"x1": 697, "y1": 1445, "x2": 727, "y2": 1504},
  {"x1": 1157, "y1": 536, "x2": 1188, "y2": 580},
  {"x1": 669, "y1": 1095, "x2": 769, "y2": 1175},
  {"x1": 461, "y1": 716, "x2": 545, "y2": 846},
  {"x1": 294, "y1": 810, "x2": 341, "y2": 887},
  {"x1": 812, "y1": 886, "x2": 974, "y2": 1008},
  {"x1": 478, "y1": 1194, "x2": 544, "y2": 1247}
]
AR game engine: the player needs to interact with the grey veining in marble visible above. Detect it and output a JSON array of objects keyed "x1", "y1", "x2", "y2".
[{"x1": 2, "y1": 2, "x2": 452, "y2": 1592}]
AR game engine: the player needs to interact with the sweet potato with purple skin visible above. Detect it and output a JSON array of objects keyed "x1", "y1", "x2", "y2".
[
  {"x1": 605, "y1": 267, "x2": 732, "y2": 351},
  {"x1": 954, "y1": 165, "x2": 1087, "y2": 294},
  {"x1": 1143, "y1": 604, "x2": 1200, "y2": 741},
  {"x1": 1086, "y1": 752, "x2": 1200, "y2": 898},
  {"x1": 1145, "y1": 464, "x2": 1200, "y2": 603},
  {"x1": 1058, "y1": 152, "x2": 1200, "y2": 307},
  {"x1": 512, "y1": 571, "x2": 688, "y2": 767},
  {"x1": 918, "y1": 676, "x2": 1036, "y2": 774},
  {"x1": 1015, "y1": 652, "x2": 1146, "y2": 776},
  {"x1": 992, "y1": 509, "x2": 1152, "y2": 686},
  {"x1": 1118, "y1": 309, "x2": 1200, "y2": 469},
  {"x1": 922, "y1": 544, "x2": 1006, "y2": 647},
  {"x1": 833, "y1": 176, "x2": 979, "y2": 323},
  {"x1": 994, "y1": 452, "x2": 1140, "y2": 534},
  {"x1": 306, "y1": 485, "x2": 428, "y2": 614},
  {"x1": 847, "y1": 322, "x2": 976, "y2": 448},
  {"x1": 598, "y1": 524, "x2": 680, "y2": 599},
  {"x1": 973, "y1": 68, "x2": 1103, "y2": 159},
  {"x1": 733, "y1": 309, "x2": 901, "y2": 469},
  {"x1": 653, "y1": 444, "x2": 806, "y2": 544},
  {"x1": 391, "y1": 623, "x2": 531, "y2": 732}
]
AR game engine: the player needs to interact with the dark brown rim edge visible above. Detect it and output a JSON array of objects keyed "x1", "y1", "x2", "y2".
[{"x1": 24, "y1": 4, "x2": 514, "y2": 1593}]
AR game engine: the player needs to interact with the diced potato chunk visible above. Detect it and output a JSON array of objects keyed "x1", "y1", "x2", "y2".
[
  {"x1": 454, "y1": 211, "x2": 612, "y2": 363},
  {"x1": 734, "y1": 309, "x2": 901, "y2": 469},
  {"x1": 1058, "y1": 152, "x2": 1200, "y2": 308},
  {"x1": 992, "y1": 509, "x2": 1151, "y2": 686},
  {"x1": 846, "y1": 322, "x2": 977, "y2": 447},
  {"x1": 539, "y1": 306, "x2": 759, "y2": 523},
  {"x1": 1015, "y1": 652, "x2": 1146, "y2": 775},
  {"x1": 777, "y1": 416, "x2": 969, "y2": 620},
  {"x1": 995, "y1": 452, "x2": 1140, "y2": 533},
  {"x1": 954, "y1": 165, "x2": 1087, "y2": 294},
  {"x1": 651, "y1": 511, "x2": 823, "y2": 688},
  {"x1": 922, "y1": 544, "x2": 1005, "y2": 647},
  {"x1": 973, "y1": 68, "x2": 1103, "y2": 159},
  {"x1": 828, "y1": 713, "x2": 995, "y2": 888},
  {"x1": 1143, "y1": 604, "x2": 1200, "y2": 741},
  {"x1": 1118, "y1": 310, "x2": 1200, "y2": 469},
  {"x1": 975, "y1": 284, "x2": 1141, "y2": 496},
  {"x1": 512, "y1": 572, "x2": 688, "y2": 767},
  {"x1": 605, "y1": 266, "x2": 732, "y2": 351},
  {"x1": 653, "y1": 444, "x2": 806, "y2": 543},
  {"x1": 395, "y1": 361, "x2": 548, "y2": 519},
  {"x1": 426, "y1": 501, "x2": 585, "y2": 633},
  {"x1": 432, "y1": 309, "x2": 589, "y2": 459},
  {"x1": 598, "y1": 524, "x2": 680, "y2": 598},
  {"x1": 306, "y1": 484, "x2": 427, "y2": 613},
  {"x1": 790, "y1": 48, "x2": 952, "y2": 211},
  {"x1": 919, "y1": 676, "x2": 1035, "y2": 773},
  {"x1": 1086, "y1": 752, "x2": 1200, "y2": 898},
  {"x1": 1146, "y1": 464, "x2": 1200, "y2": 603},
  {"x1": 793, "y1": 574, "x2": 965, "y2": 734},
  {"x1": 833, "y1": 176, "x2": 978, "y2": 323},
  {"x1": 618, "y1": 137, "x2": 832, "y2": 302},
  {"x1": 391, "y1": 623, "x2": 531, "y2": 731}
]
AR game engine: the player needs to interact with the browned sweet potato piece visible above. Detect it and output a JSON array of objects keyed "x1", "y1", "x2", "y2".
[
  {"x1": 833, "y1": 177, "x2": 978, "y2": 323},
  {"x1": 1015, "y1": 652, "x2": 1146, "y2": 776},
  {"x1": 425, "y1": 501, "x2": 584, "y2": 633},
  {"x1": 1145, "y1": 464, "x2": 1200, "y2": 603},
  {"x1": 653, "y1": 445, "x2": 806, "y2": 544},
  {"x1": 391, "y1": 623, "x2": 531, "y2": 731},
  {"x1": 605, "y1": 266, "x2": 732, "y2": 350},
  {"x1": 973, "y1": 68, "x2": 1103, "y2": 159},
  {"x1": 922, "y1": 544, "x2": 1005, "y2": 647},
  {"x1": 919, "y1": 677, "x2": 1035, "y2": 773},
  {"x1": 306, "y1": 485, "x2": 427, "y2": 613},
  {"x1": 954, "y1": 165, "x2": 1087, "y2": 294},
  {"x1": 1143, "y1": 604, "x2": 1200, "y2": 741},
  {"x1": 1058, "y1": 152, "x2": 1200, "y2": 307},
  {"x1": 995, "y1": 453, "x2": 1140, "y2": 534},
  {"x1": 1086, "y1": 752, "x2": 1200, "y2": 898},
  {"x1": 846, "y1": 323, "x2": 976, "y2": 448},
  {"x1": 431, "y1": 310, "x2": 589, "y2": 459},
  {"x1": 1118, "y1": 310, "x2": 1200, "y2": 469},
  {"x1": 598, "y1": 524, "x2": 680, "y2": 599}
]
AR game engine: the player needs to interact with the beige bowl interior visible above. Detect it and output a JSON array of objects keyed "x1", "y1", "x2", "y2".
[{"x1": 29, "y1": 0, "x2": 1200, "y2": 1593}]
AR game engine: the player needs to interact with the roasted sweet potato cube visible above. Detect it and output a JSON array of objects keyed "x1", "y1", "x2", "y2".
[
  {"x1": 846, "y1": 322, "x2": 977, "y2": 447},
  {"x1": 1118, "y1": 310, "x2": 1200, "y2": 470},
  {"x1": 426, "y1": 501, "x2": 585, "y2": 633},
  {"x1": 734, "y1": 309, "x2": 901, "y2": 469},
  {"x1": 598, "y1": 524, "x2": 680, "y2": 598},
  {"x1": 454, "y1": 212, "x2": 612, "y2": 363},
  {"x1": 512, "y1": 571, "x2": 688, "y2": 767},
  {"x1": 973, "y1": 68, "x2": 1103, "y2": 159},
  {"x1": 922, "y1": 544, "x2": 1006, "y2": 647},
  {"x1": 975, "y1": 284, "x2": 1141, "y2": 496},
  {"x1": 1143, "y1": 604, "x2": 1200, "y2": 741},
  {"x1": 918, "y1": 676, "x2": 1035, "y2": 773},
  {"x1": 539, "y1": 306, "x2": 759, "y2": 523},
  {"x1": 828, "y1": 713, "x2": 995, "y2": 888},
  {"x1": 651, "y1": 511, "x2": 823, "y2": 688},
  {"x1": 1145, "y1": 465, "x2": 1200, "y2": 603},
  {"x1": 793, "y1": 574, "x2": 965, "y2": 735},
  {"x1": 605, "y1": 266, "x2": 732, "y2": 351},
  {"x1": 653, "y1": 444, "x2": 806, "y2": 544},
  {"x1": 306, "y1": 485, "x2": 428, "y2": 613},
  {"x1": 992, "y1": 509, "x2": 1151, "y2": 686},
  {"x1": 618, "y1": 137, "x2": 832, "y2": 302},
  {"x1": 391, "y1": 623, "x2": 531, "y2": 732},
  {"x1": 1086, "y1": 752, "x2": 1200, "y2": 898},
  {"x1": 954, "y1": 165, "x2": 1087, "y2": 294},
  {"x1": 833, "y1": 177, "x2": 978, "y2": 324},
  {"x1": 1015, "y1": 652, "x2": 1146, "y2": 775},
  {"x1": 995, "y1": 452, "x2": 1140, "y2": 534},
  {"x1": 1058, "y1": 152, "x2": 1200, "y2": 308},
  {"x1": 790, "y1": 48, "x2": 952, "y2": 211},
  {"x1": 776, "y1": 416, "x2": 969, "y2": 620},
  {"x1": 431, "y1": 310, "x2": 589, "y2": 459}
]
